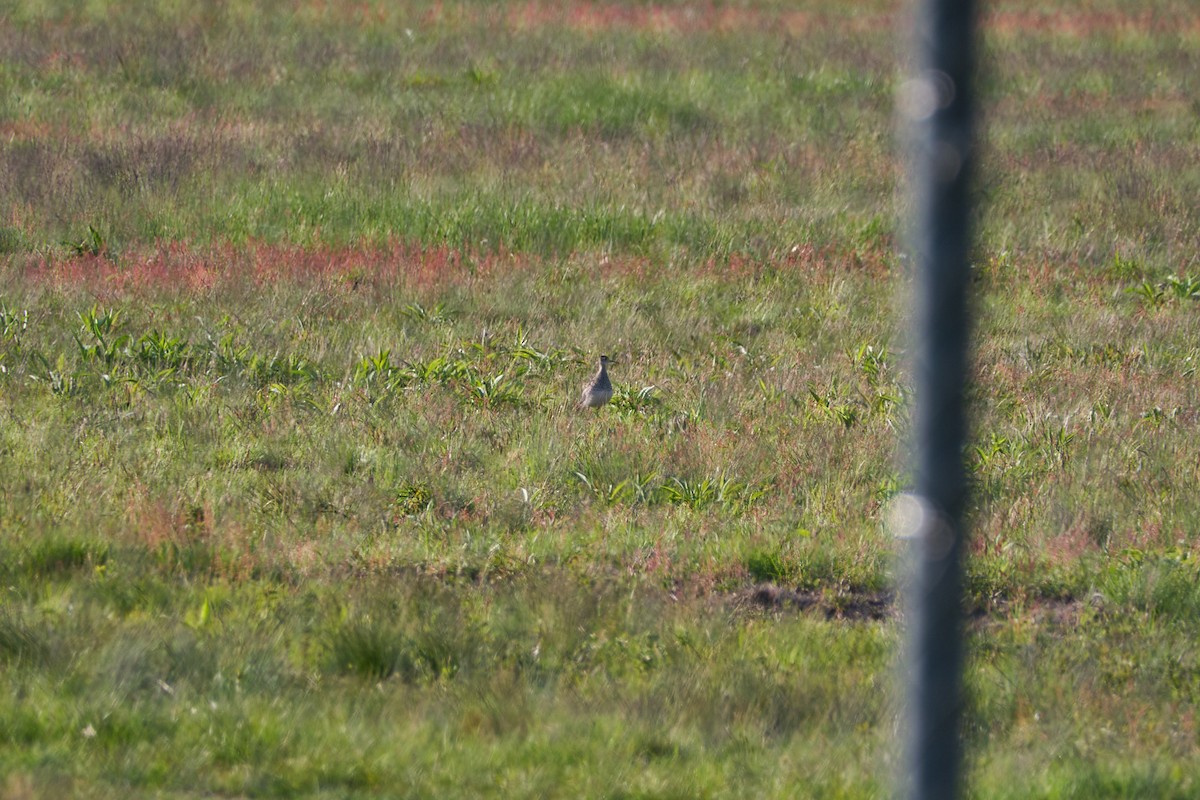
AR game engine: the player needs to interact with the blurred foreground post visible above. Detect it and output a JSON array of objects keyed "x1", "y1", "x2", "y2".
[{"x1": 898, "y1": 0, "x2": 978, "y2": 798}]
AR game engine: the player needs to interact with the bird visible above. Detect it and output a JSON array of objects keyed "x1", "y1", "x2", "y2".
[{"x1": 578, "y1": 355, "x2": 614, "y2": 409}]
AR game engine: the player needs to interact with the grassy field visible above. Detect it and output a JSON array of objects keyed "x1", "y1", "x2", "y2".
[{"x1": 2, "y1": 0, "x2": 1199, "y2": 796}]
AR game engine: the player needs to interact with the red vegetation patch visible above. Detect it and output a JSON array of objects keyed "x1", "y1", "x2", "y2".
[
  {"x1": 25, "y1": 237, "x2": 890, "y2": 299},
  {"x1": 0, "y1": 120, "x2": 61, "y2": 141},
  {"x1": 984, "y1": 9, "x2": 1200, "y2": 37},
  {"x1": 413, "y1": 2, "x2": 1193, "y2": 38},
  {"x1": 409, "y1": 1, "x2": 898, "y2": 36},
  {"x1": 255, "y1": 1, "x2": 1194, "y2": 38},
  {"x1": 502, "y1": 2, "x2": 886, "y2": 35},
  {"x1": 25, "y1": 240, "x2": 529, "y2": 297}
]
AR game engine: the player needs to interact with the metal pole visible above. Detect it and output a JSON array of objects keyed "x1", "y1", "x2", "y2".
[{"x1": 899, "y1": 0, "x2": 978, "y2": 798}]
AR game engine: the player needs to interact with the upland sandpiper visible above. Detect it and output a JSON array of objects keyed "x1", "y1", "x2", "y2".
[{"x1": 579, "y1": 355, "x2": 614, "y2": 409}]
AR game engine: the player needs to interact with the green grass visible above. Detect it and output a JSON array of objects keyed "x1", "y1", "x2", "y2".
[{"x1": 1, "y1": 0, "x2": 1199, "y2": 797}]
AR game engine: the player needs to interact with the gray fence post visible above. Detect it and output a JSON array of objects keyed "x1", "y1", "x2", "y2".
[{"x1": 898, "y1": 0, "x2": 978, "y2": 798}]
